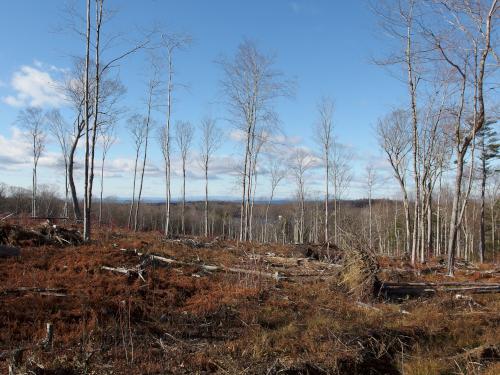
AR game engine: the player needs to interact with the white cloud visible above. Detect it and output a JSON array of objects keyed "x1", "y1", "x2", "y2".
[
  {"x1": 229, "y1": 129, "x2": 245, "y2": 142},
  {"x1": 0, "y1": 127, "x2": 62, "y2": 171},
  {"x1": 2, "y1": 64, "x2": 67, "y2": 108}
]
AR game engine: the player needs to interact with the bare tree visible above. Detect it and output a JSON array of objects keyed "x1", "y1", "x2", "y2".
[
  {"x1": 329, "y1": 138, "x2": 353, "y2": 244},
  {"x1": 160, "y1": 32, "x2": 191, "y2": 237},
  {"x1": 263, "y1": 156, "x2": 286, "y2": 242},
  {"x1": 127, "y1": 115, "x2": 146, "y2": 229},
  {"x1": 372, "y1": 0, "x2": 425, "y2": 264},
  {"x1": 158, "y1": 125, "x2": 170, "y2": 235},
  {"x1": 63, "y1": 58, "x2": 125, "y2": 222},
  {"x1": 98, "y1": 124, "x2": 116, "y2": 225},
  {"x1": 133, "y1": 67, "x2": 160, "y2": 232},
  {"x1": 18, "y1": 107, "x2": 46, "y2": 218},
  {"x1": 47, "y1": 109, "x2": 71, "y2": 218},
  {"x1": 314, "y1": 97, "x2": 334, "y2": 248},
  {"x1": 248, "y1": 128, "x2": 271, "y2": 241},
  {"x1": 199, "y1": 117, "x2": 222, "y2": 237},
  {"x1": 422, "y1": 0, "x2": 498, "y2": 275},
  {"x1": 365, "y1": 163, "x2": 378, "y2": 249},
  {"x1": 82, "y1": 0, "x2": 92, "y2": 240},
  {"x1": 81, "y1": 0, "x2": 149, "y2": 241},
  {"x1": 290, "y1": 148, "x2": 313, "y2": 244},
  {"x1": 218, "y1": 39, "x2": 292, "y2": 242},
  {"x1": 174, "y1": 120, "x2": 194, "y2": 235},
  {"x1": 376, "y1": 109, "x2": 412, "y2": 256}
]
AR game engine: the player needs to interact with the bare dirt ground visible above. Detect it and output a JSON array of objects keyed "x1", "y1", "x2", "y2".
[{"x1": 1, "y1": 223, "x2": 499, "y2": 374}]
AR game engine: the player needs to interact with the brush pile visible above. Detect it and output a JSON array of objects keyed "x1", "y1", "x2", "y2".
[
  {"x1": 0, "y1": 222, "x2": 82, "y2": 247},
  {"x1": 339, "y1": 244, "x2": 380, "y2": 301}
]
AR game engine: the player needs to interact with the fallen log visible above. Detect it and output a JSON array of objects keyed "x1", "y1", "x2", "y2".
[
  {"x1": 165, "y1": 237, "x2": 220, "y2": 249},
  {"x1": 118, "y1": 248, "x2": 284, "y2": 281},
  {"x1": 101, "y1": 265, "x2": 146, "y2": 281},
  {"x1": 0, "y1": 212, "x2": 14, "y2": 221},
  {"x1": 380, "y1": 282, "x2": 500, "y2": 298},
  {"x1": 152, "y1": 256, "x2": 283, "y2": 281}
]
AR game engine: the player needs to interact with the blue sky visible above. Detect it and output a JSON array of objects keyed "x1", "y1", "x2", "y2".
[{"x1": 0, "y1": 0, "x2": 408, "y2": 200}]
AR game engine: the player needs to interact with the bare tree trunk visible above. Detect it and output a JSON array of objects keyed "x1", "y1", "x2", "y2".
[
  {"x1": 408, "y1": 16, "x2": 420, "y2": 265},
  {"x1": 436, "y1": 175, "x2": 442, "y2": 256},
  {"x1": 98, "y1": 151, "x2": 105, "y2": 225},
  {"x1": 448, "y1": 151, "x2": 464, "y2": 275},
  {"x1": 492, "y1": 204, "x2": 496, "y2": 262},
  {"x1": 181, "y1": 159, "x2": 186, "y2": 235},
  {"x1": 479, "y1": 138, "x2": 486, "y2": 263},
  {"x1": 264, "y1": 190, "x2": 275, "y2": 243},
  {"x1": 427, "y1": 188, "x2": 433, "y2": 258},
  {"x1": 128, "y1": 149, "x2": 140, "y2": 229},
  {"x1": 63, "y1": 159, "x2": 69, "y2": 218},
  {"x1": 164, "y1": 54, "x2": 173, "y2": 238},
  {"x1": 325, "y1": 153, "x2": 329, "y2": 249},
  {"x1": 82, "y1": 0, "x2": 91, "y2": 241},
  {"x1": 204, "y1": 164, "x2": 208, "y2": 237},
  {"x1": 240, "y1": 129, "x2": 251, "y2": 242},
  {"x1": 85, "y1": 0, "x2": 103, "y2": 241},
  {"x1": 369, "y1": 193, "x2": 373, "y2": 249},
  {"x1": 68, "y1": 124, "x2": 82, "y2": 220},
  {"x1": 134, "y1": 96, "x2": 153, "y2": 232}
]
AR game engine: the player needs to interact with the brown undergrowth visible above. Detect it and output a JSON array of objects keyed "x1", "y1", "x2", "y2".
[{"x1": 0, "y1": 225, "x2": 498, "y2": 374}]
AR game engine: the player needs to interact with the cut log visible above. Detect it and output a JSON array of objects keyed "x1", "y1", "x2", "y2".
[
  {"x1": 101, "y1": 266, "x2": 145, "y2": 281},
  {"x1": 380, "y1": 282, "x2": 500, "y2": 298}
]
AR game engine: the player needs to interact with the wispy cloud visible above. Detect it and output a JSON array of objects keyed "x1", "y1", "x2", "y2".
[
  {"x1": 2, "y1": 62, "x2": 67, "y2": 108},
  {"x1": 0, "y1": 127, "x2": 62, "y2": 171}
]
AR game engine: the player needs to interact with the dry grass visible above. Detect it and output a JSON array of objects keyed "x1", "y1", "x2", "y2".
[{"x1": 0, "y1": 224, "x2": 498, "y2": 374}]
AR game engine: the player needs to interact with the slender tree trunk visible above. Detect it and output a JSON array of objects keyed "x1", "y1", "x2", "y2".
[
  {"x1": 204, "y1": 160, "x2": 209, "y2": 237},
  {"x1": 427, "y1": 189, "x2": 433, "y2": 258},
  {"x1": 491, "y1": 204, "x2": 496, "y2": 262},
  {"x1": 82, "y1": 0, "x2": 91, "y2": 241},
  {"x1": 85, "y1": 0, "x2": 103, "y2": 242},
  {"x1": 32, "y1": 165, "x2": 37, "y2": 218},
  {"x1": 181, "y1": 160, "x2": 186, "y2": 235},
  {"x1": 239, "y1": 128, "x2": 251, "y2": 242},
  {"x1": 164, "y1": 54, "x2": 173, "y2": 237},
  {"x1": 134, "y1": 102, "x2": 152, "y2": 232},
  {"x1": 436, "y1": 175, "x2": 442, "y2": 256},
  {"x1": 128, "y1": 150, "x2": 140, "y2": 229},
  {"x1": 68, "y1": 131, "x2": 82, "y2": 220},
  {"x1": 447, "y1": 151, "x2": 465, "y2": 276},
  {"x1": 63, "y1": 159, "x2": 69, "y2": 218},
  {"x1": 333, "y1": 198, "x2": 338, "y2": 244},
  {"x1": 479, "y1": 139, "x2": 486, "y2": 263},
  {"x1": 264, "y1": 187, "x2": 276, "y2": 243},
  {"x1": 98, "y1": 151, "x2": 105, "y2": 226},
  {"x1": 325, "y1": 151, "x2": 329, "y2": 252},
  {"x1": 406, "y1": 2, "x2": 420, "y2": 265},
  {"x1": 369, "y1": 194, "x2": 373, "y2": 249}
]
